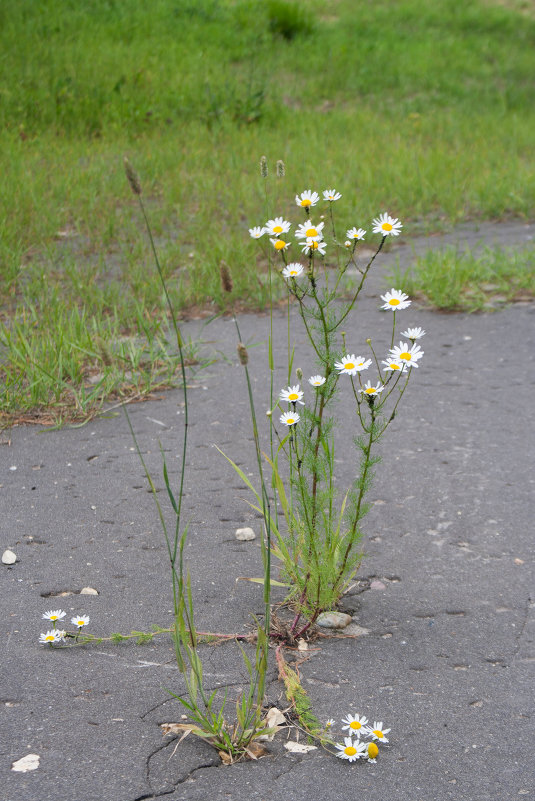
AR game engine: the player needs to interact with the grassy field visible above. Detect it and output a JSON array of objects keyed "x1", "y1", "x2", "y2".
[{"x1": 1, "y1": 0, "x2": 534, "y2": 421}]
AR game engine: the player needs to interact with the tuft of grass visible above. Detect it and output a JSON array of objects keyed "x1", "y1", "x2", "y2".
[{"x1": 387, "y1": 244, "x2": 535, "y2": 311}]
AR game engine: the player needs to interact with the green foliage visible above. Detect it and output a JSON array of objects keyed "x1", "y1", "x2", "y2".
[
  {"x1": 267, "y1": 1, "x2": 315, "y2": 40},
  {"x1": 388, "y1": 244, "x2": 535, "y2": 311}
]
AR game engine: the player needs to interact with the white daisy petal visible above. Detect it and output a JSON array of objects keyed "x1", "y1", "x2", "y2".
[
  {"x1": 295, "y1": 190, "x2": 320, "y2": 209},
  {"x1": 248, "y1": 226, "x2": 265, "y2": 239},
  {"x1": 372, "y1": 212, "x2": 403, "y2": 237},
  {"x1": 301, "y1": 237, "x2": 326, "y2": 256},
  {"x1": 270, "y1": 237, "x2": 291, "y2": 251},
  {"x1": 401, "y1": 326, "x2": 425, "y2": 340},
  {"x1": 388, "y1": 341, "x2": 424, "y2": 367},
  {"x1": 370, "y1": 721, "x2": 391, "y2": 743},
  {"x1": 42, "y1": 609, "x2": 66, "y2": 622},
  {"x1": 380, "y1": 288, "x2": 411, "y2": 311},
  {"x1": 335, "y1": 737, "x2": 367, "y2": 762},
  {"x1": 282, "y1": 263, "x2": 304, "y2": 279},
  {"x1": 39, "y1": 630, "x2": 60, "y2": 644},
  {"x1": 346, "y1": 227, "x2": 366, "y2": 241},
  {"x1": 71, "y1": 615, "x2": 90, "y2": 628},
  {"x1": 334, "y1": 355, "x2": 372, "y2": 376},
  {"x1": 358, "y1": 380, "x2": 384, "y2": 397},
  {"x1": 308, "y1": 375, "x2": 326, "y2": 387},
  {"x1": 323, "y1": 189, "x2": 342, "y2": 202},
  {"x1": 280, "y1": 384, "x2": 305, "y2": 405},
  {"x1": 265, "y1": 217, "x2": 292, "y2": 236},
  {"x1": 280, "y1": 411, "x2": 300, "y2": 427},
  {"x1": 295, "y1": 220, "x2": 325, "y2": 241},
  {"x1": 340, "y1": 713, "x2": 370, "y2": 734}
]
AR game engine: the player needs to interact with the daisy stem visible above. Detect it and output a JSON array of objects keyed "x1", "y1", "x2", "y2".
[
  {"x1": 391, "y1": 310, "x2": 396, "y2": 350},
  {"x1": 331, "y1": 237, "x2": 385, "y2": 333}
]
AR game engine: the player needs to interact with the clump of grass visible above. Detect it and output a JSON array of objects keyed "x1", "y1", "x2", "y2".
[{"x1": 388, "y1": 244, "x2": 535, "y2": 311}]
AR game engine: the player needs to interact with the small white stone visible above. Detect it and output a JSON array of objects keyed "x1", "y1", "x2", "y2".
[
  {"x1": 235, "y1": 527, "x2": 256, "y2": 541},
  {"x1": 2, "y1": 549, "x2": 17, "y2": 565},
  {"x1": 317, "y1": 611, "x2": 352, "y2": 629},
  {"x1": 11, "y1": 754, "x2": 40, "y2": 772},
  {"x1": 80, "y1": 586, "x2": 98, "y2": 595}
]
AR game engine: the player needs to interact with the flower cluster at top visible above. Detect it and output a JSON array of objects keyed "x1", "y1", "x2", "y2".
[
  {"x1": 39, "y1": 609, "x2": 90, "y2": 645},
  {"x1": 326, "y1": 713, "x2": 391, "y2": 763},
  {"x1": 248, "y1": 189, "x2": 402, "y2": 257}
]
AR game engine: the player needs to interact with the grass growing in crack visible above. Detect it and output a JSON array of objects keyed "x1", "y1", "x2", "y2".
[{"x1": 388, "y1": 244, "x2": 535, "y2": 311}]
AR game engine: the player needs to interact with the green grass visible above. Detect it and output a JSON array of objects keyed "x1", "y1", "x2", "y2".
[
  {"x1": 388, "y1": 244, "x2": 535, "y2": 311},
  {"x1": 1, "y1": 0, "x2": 534, "y2": 420}
]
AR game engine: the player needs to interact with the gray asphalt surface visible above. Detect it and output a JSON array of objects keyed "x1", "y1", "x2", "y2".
[{"x1": 2, "y1": 222, "x2": 534, "y2": 801}]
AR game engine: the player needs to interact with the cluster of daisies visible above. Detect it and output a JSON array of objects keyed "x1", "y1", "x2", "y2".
[
  {"x1": 248, "y1": 189, "x2": 402, "y2": 263},
  {"x1": 330, "y1": 713, "x2": 391, "y2": 763},
  {"x1": 277, "y1": 313, "x2": 424, "y2": 428},
  {"x1": 39, "y1": 609, "x2": 90, "y2": 645}
]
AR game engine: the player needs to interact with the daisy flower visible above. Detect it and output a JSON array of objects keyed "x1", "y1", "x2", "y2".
[
  {"x1": 301, "y1": 238, "x2": 326, "y2": 256},
  {"x1": 359, "y1": 380, "x2": 384, "y2": 397},
  {"x1": 282, "y1": 263, "x2": 304, "y2": 279},
  {"x1": 335, "y1": 737, "x2": 367, "y2": 762},
  {"x1": 370, "y1": 721, "x2": 391, "y2": 743},
  {"x1": 372, "y1": 213, "x2": 403, "y2": 237},
  {"x1": 270, "y1": 237, "x2": 290, "y2": 252},
  {"x1": 280, "y1": 384, "x2": 305, "y2": 405},
  {"x1": 401, "y1": 326, "x2": 426, "y2": 340},
  {"x1": 389, "y1": 341, "x2": 424, "y2": 367},
  {"x1": 248, "y1": 226, "x2": 265, "y2": 239},
  {"x1": 341, "y1": 713, "x2": 370, "y2": 735},
  {"x1": 71, "y1": 615, "x2": 90, "y2": 628},
  {"x1": 346, "y1": 227, "x2": 366, "y2": 241},
  {"x1": 295, "y1": 220, "x2": 325, "y2": 241},
  {"x1": 380, "y1": 288, "x2": 411, "y2": 311},
  {"x1": 308, "y1": 375, "x2": 326, "y2": 387},
  {"x1": 265, "y1": 217, "x2": 291, "y2": 236},
  {"x1": 295, "y1": 190, "x2": 320, "y2": 209},
  {"x1": 381, "y1": 358, "x2": 407, "y2": 373},
  {"x1": 39, "y1": 630, "x2": 60, "y2": 645},
  {"x1": 323, "y1": 189, "x2": 342, "y2": 202},
  {"x1": 325, "y1": 718, "x2": 336, "y2": 728},
  {"x1": 365, "y1": 742, "x2": 379, "y2": 763},
  {"x1": 55, "y1": 630, "x2": 67, "y2": 641},
  {"x1": 42, "y1": 609, "x2": 66, "y2": 623},
  {"x1": 280, "y1": 411, "x2": 300, "y2": 427},
  {"x1": 334, "y1": 355, "x2": 371, "y2": 376}
]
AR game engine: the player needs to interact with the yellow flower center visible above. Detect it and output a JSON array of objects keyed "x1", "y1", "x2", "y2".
[
  {"x1": 288, "y1": 393, "x2": 299, "y2": 401},
  {"x1": 50, "y1": 615, "x2": 58, "y2": 620},
  {"x1": 45, "y1": 635, "x2": 55, "y2": 641},
  {"x1": 289, "y1": 270, "x2": 298, "y2": 275},
  {"x1": 344, "y1": 746, "x2": 357, "y2": 756},
  {"x1": 390, "y1": 362, "x2": 400, "y2": 370},
  {"x1": 400, "y1": 352, "x2": 411, "y2": 360},
  {"x1": 389, "y1": 298, "x2": 400, "y2": 306},
  {"x1": 273, "y1": 225, "x2": 283, "y2": 233},
  {"x1": 306, "y1": 227, "x2": 317, "y2": 237},
  {"x1": 300, "y1": 199, "x2": 312, "y2": 207},
  {"x1": 368, "y1": 742, "x2": 379, "y2": 759},
  {"x1": 287, "y1": 417, "x2": 295, "y2": 425},
  {"x1": 382, "y1": 222, "x2": 393, "y2": 231},
  {"x1": 365, "y1": 387, "x2": 376, "y2": 394},
  {"x1": 349, "y1": 721, "x2": 362, "y2": 730},
  {"x1": 344, "y1": 363, "x2": 355, "y2": 370},
  {"x1": 274, "y1": 240, "x2": 286, "y2": 250},
  {"x1": 373, "y1": 730, "x2": 383, "y2": 739}
]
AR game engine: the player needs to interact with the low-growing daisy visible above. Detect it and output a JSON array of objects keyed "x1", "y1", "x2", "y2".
[
  {"x1": 248, "y1": 226, "x2": 265, "y2": 239},
  {"x1": 270, "y1": 237, "x2": 290, "y2": 251},
  {"x1": 370, "y1": 721, "x2": 390, "y2": 743},
  {"x1": 335, "y1": 737, "x2": 367, "y2": 762},
  {"x1": 335, "y1": 355, "x2": 371, "y2": 376},
  {"x1": 389, "y1": 341, "x2": 424, "y2": 367},
  {"x1": 382, "y1": 358, "x2": 407, "y2": 373},
  {"x1": 71, "y1": 615, "x2": 90, "y2": 628},
  {"x1": 359, "y1": 380, "x2": 384, "y2": 397},
  {"x1": 372, "y1": 213, "x2": 403, "y2": 237},
  {"x1": 401, "y1": 326, "x2": 426, "y2": 340},
  {"x1": 265, "y1": 217, "x2": 291, "y2": 236},
  {"x1": 282, "y1": 263, "x2": 304, "y2": 279},
  {"x1": 39, "y1": 630, "x2": 60, "y2": 645},
  {"x1": 346, "y1": 227, "x2": 366, "y2": 241},
  {"x1": 308, "y1": 375, "x2": 326, "y2": 387},
  {"x1": 295, "y1": 190, "x2": 320, "y2": 209},
  {"x1": 341, "y1": 713, "x2": 370, "y2": 735},
  {"x1": 55, "y1": 630, "x2": 67, "y2": 641},
  {"x1": 42, "y1": 609, "x2": 66, "y2": 623},
  {"x1": 280, "y1": 411, "x2": 300, "y2": 427},
  {"x1": 380, "y1": 288, "x2": 411, "y2": 311},
  {"x1": 280, "y1": 384, "x2": 305, "y2": 405},
  {"x1": 323, "y1": 189, "x2": 342, "y2": 202},
  {"x1": 295, "y1": 220, "x2": 325, "y2": 241},
  {"x1": 365, "y1": 742, "x2": 379, "y2": 762},
  {"x1": 301, "y1": 238, "x2": 326, "y2": 256},
  {"x1": 325, "y1": 718, "x2": 336, "y2": 728}
]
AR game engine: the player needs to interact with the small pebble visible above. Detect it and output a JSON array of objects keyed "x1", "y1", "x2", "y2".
[
  {"x1": 317, "y1": 611, "x2": 352, "y2": 629},
  {"x1": 11, "y1": 754, "x2": 40, "y2": 772},
  {"x1": 235, "y1": 527, "x2": 255, "y2": 541},
  {"x1": 2, "y1": 549, "x2": 17, "y2": 565},
  {"x1": 80, "y1": 587, "x2": 99, "y2": 595},
  {"x1": 370, "y1": 580, "x2": 386, "y2": 590}
]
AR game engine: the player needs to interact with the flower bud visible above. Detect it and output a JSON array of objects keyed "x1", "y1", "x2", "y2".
[
  {"x1": 260, "y1": 156, "x2": 268, "y2": 178},
  {"x1": 237, "y1": 342, "x2": 249, "y2": 365},
  {"x1": 276, "y1": 159, "x2": 285, "y2": 178},
  {"x1": 123, "y1": 157, "x2": 142, "y2": 195},
  {"x1": 219, "y1": 260, "x2": 233, "y2": 294},
  {"x1": 296, "y1": 367, "x2": 303, "y2": 381}
]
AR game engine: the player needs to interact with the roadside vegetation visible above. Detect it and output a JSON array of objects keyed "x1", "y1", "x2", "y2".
[{"x1": 1, "y1": 0, "x2": 534, "y2": 422}]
